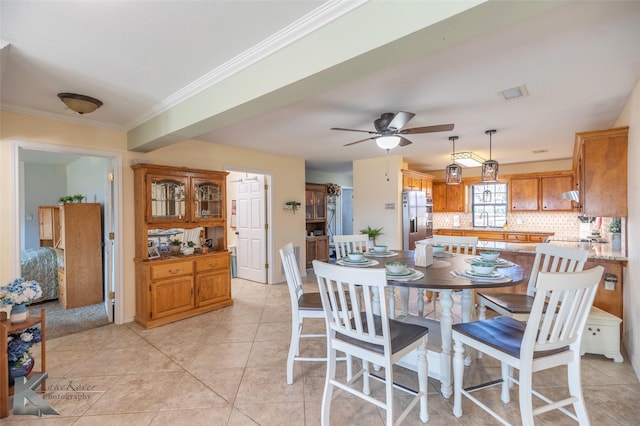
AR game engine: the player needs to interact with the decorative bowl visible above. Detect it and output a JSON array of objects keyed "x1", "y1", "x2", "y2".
[
  {"x1": 373, "y1": 245, "x2": 388, "y2": 253},
  {"x1": 347, "y1": 252, "x2": 364, "y2": 262},
  {"x1": 386, "y1": 261, "x2": 407, "y2": 274},
  {"x1": 471, "y1": 262, "x2": 495, "y2": 275},
  {"x1": 432, "y1": 244, "x2": 446, "y2": 253},
  {"x1": 479, "y1": 251, "x2": 500, "y2": 262}
]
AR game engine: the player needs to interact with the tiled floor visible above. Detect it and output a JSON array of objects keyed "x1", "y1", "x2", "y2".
[{"x1": 5, "y1": 275, "x2": 639, "y2": 425}]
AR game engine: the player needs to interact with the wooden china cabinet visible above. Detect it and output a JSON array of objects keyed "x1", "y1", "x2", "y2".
[{"x1": 132, "y1": 164, "x2": 232, "y2": 329}]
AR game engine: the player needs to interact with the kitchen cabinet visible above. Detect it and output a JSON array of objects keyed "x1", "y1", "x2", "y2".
[
  {"x1": 305, "y1": 183, "x2": 329, "y2": 268},
  {"x1": 432, "y1": 180, "x2": 465, "y2": 212},
  {"x1": 509, "y1": 177, "x2": 539, "y2": 211},
  {"x1": 435, "y1": 229, "x2": 553, "y2": 243},
  {"x1": 574, "y1": 127, "x2": 628, "y2": 217},
  {"x1": 402, "y1": 170, "x2": 433, "y2": 195},
  {"x1": 540, "y1": 175, "x2": 574, "y2": 211},
  {"x1": 57, "y1": 203, "x2": 103, "y2": 309},
  {"x1": 38, "y1": 205, "x2": 60, "y2": 247},
  {"x1": 132, "y1": 164, "x2": 232, "y2": 329}
]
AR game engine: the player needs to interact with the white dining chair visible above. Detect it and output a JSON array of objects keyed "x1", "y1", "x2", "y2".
[
  {"x1": 477, "y1": 244, "x2": 589, "y2": 322},
  {"x1": 313, "y1": 260, "x2": 429, "y2": 426},
  {"x1": 453, "y1": 266, "x2": 604, "y2": 425},
  {"x1": 333, "y1": 234, "x2": 369, "y2": 259},
  {"x1": 280, "y1": 243, "x2": 351, "y2": 384}
]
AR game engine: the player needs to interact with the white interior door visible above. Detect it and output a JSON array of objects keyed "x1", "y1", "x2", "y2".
[
  {"x1": 104, "y1": 167, "x2": 115, "y2": 322},
  {"x1": 236, "y1": 175, "x2": 266, "y2": 282}
]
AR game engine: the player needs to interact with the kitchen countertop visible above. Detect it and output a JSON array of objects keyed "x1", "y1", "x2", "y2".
[
  {"x1": 475, "y1": 240, "x2": 627, "y2": 262},
  {"x1": 437, "y1": 227, "x2": 552, "y2": 235}
]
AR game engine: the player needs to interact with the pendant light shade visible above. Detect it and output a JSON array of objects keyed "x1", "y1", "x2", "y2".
[
  {"x1": 481, "y1": 129, "x2": 499, "y2": 182},
  {"x1": 445, "y1": 136, "x2": 462, "y2": 185}
]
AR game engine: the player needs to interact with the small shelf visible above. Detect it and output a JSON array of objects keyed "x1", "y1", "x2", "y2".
[{"x1": 1, "y1": 309, "x2": 47, "y2": 418}]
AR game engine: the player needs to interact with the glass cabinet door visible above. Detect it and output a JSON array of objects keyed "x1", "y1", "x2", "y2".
[
  {"x1": 192, "y1": 178, "x2": 223, "y2": 220},
  {"x1": 147, "y1": 175, "x2": 188, "y2": 222},
  {"x1": 313, "y1": 190, "x2": 326, "y2": 220}
]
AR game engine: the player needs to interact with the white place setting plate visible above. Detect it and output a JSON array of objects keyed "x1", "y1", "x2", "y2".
[
  {"x1": 433, "y1": 252, "x2": 454, "y2": 258},
  {"x1": 336, "y1": 258, "x2": 379, "y2": 268},
  {"x1": 463, "y1": 270, "x2": 504, "y2": 280},
  {"x1": 386, "y1": 268, "x2": 424, "y2": 281},
  {"x1": 364, "y1": 251, "x2": 398, "y2": 257},
  {"x1": 465, "y1": 257, "x2": 513, "y2": 267}
]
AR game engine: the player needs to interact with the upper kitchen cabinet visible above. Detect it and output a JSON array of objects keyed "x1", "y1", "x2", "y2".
[
  {"x1": 574, "y1": 127, "x2": 628, "y2": 217},
  {"x1": 509, "y1": 177, "x2": 539, "y2": 211},
  {"x1": 540, "y1": 174, "x2": 574, "y2": 211},
  {"x1": 433, "y1": 180, "x2": 465, "y2": 212},
  {"x1": 401, "y1": 170, "x2": 433, "y2": 195}
]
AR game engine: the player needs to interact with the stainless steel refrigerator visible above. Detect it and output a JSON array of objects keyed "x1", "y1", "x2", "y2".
[{"x1": 402, "y1": 190, "x2": 433, "y2": 250}]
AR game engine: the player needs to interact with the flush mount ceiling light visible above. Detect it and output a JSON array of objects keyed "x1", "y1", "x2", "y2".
[
  {"x1": 375, "y1": 135, "x2": 401, "y2": 150},
  {"x1": 481, "y1": 129, "x2": 499, "y2": 182},
  {"x1": 445, "y1": 136, "x2": 462, "y2": 185},
  {"x1": 499, "y1": 84, "x2": 529, "y2": 100},
  {"x1": 57, "y1": 93, "x2": 103, "y2": 114},
  {"x1": 451, "y1": 151, "x2": 485, "y2": 167}
]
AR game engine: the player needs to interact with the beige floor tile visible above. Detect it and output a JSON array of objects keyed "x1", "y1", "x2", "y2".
[{"x1": 9, "y1": 276, "x2": 636, "y2": 425}]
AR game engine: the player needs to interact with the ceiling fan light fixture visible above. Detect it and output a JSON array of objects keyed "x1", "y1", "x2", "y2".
[
  {"x1": 481, "y1": 129, "x2": 499, "y2": 182},
  {"x1": 57, "y1": 93, "x2": 103, "y2": 114},
  {"x1": 376, "y1": 135, "x2": 400, "y2": 150},
  {"x1": 445, "y1": 136, "x2": 462, "y2": 185},
  {"x1": 451, "y1": 151, "x2": 484, "y2": 167}
]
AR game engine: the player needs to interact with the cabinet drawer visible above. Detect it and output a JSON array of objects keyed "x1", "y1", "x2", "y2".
[
  {"x1": 506, "y1": 233, "x2": 528, "y2": 242},
  {"x1": 529, "y1": 235, "x2": 548, "y2": 243},
  {"x1": 195, "y1": 254, "x2": 229, "y2": 272},
  {"x1": 150, "y1": 260, "x2": 193, "y2": 280}
]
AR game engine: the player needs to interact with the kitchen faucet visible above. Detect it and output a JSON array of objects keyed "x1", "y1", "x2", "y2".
[{"x1": 479, "y1": 211, "x2": 489, "y2": 227}]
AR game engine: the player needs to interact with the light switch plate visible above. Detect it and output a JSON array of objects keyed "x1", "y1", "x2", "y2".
[{"x1": 385, "y1": 203, "x2": 395, "y2": 210}]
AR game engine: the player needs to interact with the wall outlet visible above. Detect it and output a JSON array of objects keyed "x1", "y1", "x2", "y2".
[
  {"x1": 384, "y1": 203, "x2": 395, "y2": 210},
  {"x1": 516, "y1": 217, "x2": 525, "y2": 225}
]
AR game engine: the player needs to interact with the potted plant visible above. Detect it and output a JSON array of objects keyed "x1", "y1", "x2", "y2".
[
  {"x1": 7, "y1": 326, "x2": 42, "y2": 385},
  {"x1": 609, "y1": 218, "x2": 622, "y2": 250},
  {"x1": 284, "y1": 201, "x2": 301, "y2": 214},
  {"x1": 169, "y1": 239, "x2": 182, "y2": 255},
  {"x1": 0, "y1": 278, "x2": 43, "y2": 324},
  {"x1": 72, "y1": 194, "x2": 85, "y2": 203},
  {"x1": 360, "y1": 226, "x2": 384, "y2": 246},
  {"x1": 181, "y1": 241, "x2": 196, "y2": 256}
]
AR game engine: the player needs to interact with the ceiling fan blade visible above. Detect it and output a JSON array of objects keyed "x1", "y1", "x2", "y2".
[
  {"x1": 398, "y1": 136, "x2": 412, "y2": 147},
  {"x1": 331, "y1": 127, "x2": 377, "y2": 134},
  {"x1": 387, "y1": 111, "x2": 415, "y2": 130},
  {"x1": 343, "y1": 136, "x2": 377, "y2": 146},
  {"x1": 400, "y1": 123, "x2": 454, "y2": 134}
]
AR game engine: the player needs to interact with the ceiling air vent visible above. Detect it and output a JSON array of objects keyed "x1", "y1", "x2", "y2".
[{"x1": 499, "y1": 84, "x2": 529, "y2": 100}]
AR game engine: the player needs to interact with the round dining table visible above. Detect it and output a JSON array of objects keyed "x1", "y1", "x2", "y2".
[{"x1": 362, "y1": 250, "x2": 528, "y2": 398}]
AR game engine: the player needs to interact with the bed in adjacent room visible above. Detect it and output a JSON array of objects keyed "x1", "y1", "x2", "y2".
[{"x1": 20, "y1": 247, "x2": 62, "y2": 303}]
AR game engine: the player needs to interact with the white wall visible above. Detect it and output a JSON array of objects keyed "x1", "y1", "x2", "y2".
[
  {"x1": 21, "y1": 163, "x2": 67, "y2": 249},
  {"x1": 67, "y1": 156, "x2": 110, "y2": 205},
  {"x1": 353, "y1": 155, "x2": 404, "y2": 250},
  {"x1": 614, "y1": 77, "x2": 639, "y2": 376}
]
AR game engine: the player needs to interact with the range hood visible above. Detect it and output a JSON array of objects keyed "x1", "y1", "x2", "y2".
[{"x1": 562, "y1": 190, "x2": 579, "y2": 202}]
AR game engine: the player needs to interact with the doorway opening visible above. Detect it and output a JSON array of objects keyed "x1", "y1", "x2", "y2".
[
  {"x1": 225, "y1": 169, "x2": 272, "y2": 284},
  {"x1": 11, "y1": 140, "x2": 124, "y2": 328}
]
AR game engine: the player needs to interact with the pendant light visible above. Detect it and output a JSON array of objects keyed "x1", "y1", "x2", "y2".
[
  {"x1": 445, "y1": 136, "x2": 462, "y2": 185},
  {"x1": 482, "y1": 129, "x2": 499, "y2": 182}
]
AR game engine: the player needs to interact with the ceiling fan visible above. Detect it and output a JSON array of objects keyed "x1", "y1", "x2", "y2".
[{"x1": 331, "y1": 111, "x2": 454, "y2": 149}]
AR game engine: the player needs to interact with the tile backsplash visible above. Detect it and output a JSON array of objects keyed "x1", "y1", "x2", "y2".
[{"x1": 434, "y1": 212, "x2": 622, "y2": 241}]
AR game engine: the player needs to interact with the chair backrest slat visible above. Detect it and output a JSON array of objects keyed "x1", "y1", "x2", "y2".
[
  {"x1": 524, "y1": 266, "x2": 603, "y2": 357},
  {"x1": 432, "y1": 235, "x2": 478, "y2": 255},
  {"x1": 526, "y1": 244, "x2": 589, "y2": 297},
  {"x1": 313, "y1": 260, "x2": 390, "y2": 349},
  {"x1": 333, "y1": 234, "x2": 369, "y2": 258},
  {"x1": 280, "y1": 243, "x2": 303, "y2": 306}
]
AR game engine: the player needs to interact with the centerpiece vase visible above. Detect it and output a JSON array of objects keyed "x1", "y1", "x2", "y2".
[
  {"x1": 10, "y1": 303, "x2": 28, "y2": 324},
  {"x1": 8, "y1": 354, "x2": 35, "y2": 386}
]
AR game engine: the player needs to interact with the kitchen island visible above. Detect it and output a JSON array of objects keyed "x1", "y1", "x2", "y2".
[{"x1": 472, "y1": 239, "x2": 626, "y2": 320}]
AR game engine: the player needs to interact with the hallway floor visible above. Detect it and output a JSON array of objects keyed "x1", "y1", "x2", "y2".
[{"x1": 5, "y1": 276, "x2": 639, "y2": 425}]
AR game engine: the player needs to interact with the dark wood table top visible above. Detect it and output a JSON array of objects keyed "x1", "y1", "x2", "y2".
[{"x1": 366, "y1": 250, "x2": 528, "y2": 290}]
